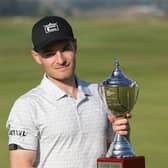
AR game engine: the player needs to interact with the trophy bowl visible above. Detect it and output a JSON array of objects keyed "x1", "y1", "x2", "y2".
[
  {"x1": 99, "y1": 60, "x2": 139, "y2": 158},
  {"x1": 102, "y1": 81, "x2": 139, "y2": 118}
]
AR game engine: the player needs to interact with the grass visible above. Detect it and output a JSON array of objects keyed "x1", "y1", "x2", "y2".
[{"x1": 1, "y1": 16, "x2": 168, "y2": 168}]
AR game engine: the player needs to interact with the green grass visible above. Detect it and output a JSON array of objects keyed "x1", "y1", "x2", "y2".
[{"x1": 1, "y1": 16, "x2": 168, "y2": 168}]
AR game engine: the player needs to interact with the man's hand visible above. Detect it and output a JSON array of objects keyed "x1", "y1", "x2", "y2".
[{"x1": 108, "y1": 112, "x2": 131, "y2": 140}]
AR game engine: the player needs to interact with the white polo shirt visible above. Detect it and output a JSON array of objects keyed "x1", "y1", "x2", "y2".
[{"x1": 7, "y1": 75, "x2": 112, "y2": 168}]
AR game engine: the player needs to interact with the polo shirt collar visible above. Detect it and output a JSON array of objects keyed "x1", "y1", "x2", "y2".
[
  {"x1": 40, "y1": 74, "x2": 92, "y2": 101},
  {"x1": 76, "y1": 78, "x2": 92, "y2": 97}
]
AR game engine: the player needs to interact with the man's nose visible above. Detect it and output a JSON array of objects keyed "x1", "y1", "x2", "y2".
[{"x1": 55, "y1": 51, "x2": 65, "y2": 64}]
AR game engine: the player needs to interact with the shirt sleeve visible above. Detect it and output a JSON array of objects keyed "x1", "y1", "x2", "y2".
[{"x1": 6, "y1": 97, "x2": 39, "y2": 150}]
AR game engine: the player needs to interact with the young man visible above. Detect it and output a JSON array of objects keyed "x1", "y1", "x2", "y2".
[{"x1": 6, "y1": 16, "x2": 131, "y2": 168}]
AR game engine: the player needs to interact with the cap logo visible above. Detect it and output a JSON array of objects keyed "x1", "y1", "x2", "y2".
[{"x1": 44, "y1": 22, "x2": 59, "y2": 34}]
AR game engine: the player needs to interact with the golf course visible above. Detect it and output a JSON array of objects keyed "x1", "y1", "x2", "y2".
[{"x1": 1, "y1": 16, "x2": 168, "y2": 168}]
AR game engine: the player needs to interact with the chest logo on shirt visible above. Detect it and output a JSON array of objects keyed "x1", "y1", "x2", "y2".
[{"x1": 9, "y1": 129, "x2": 27, "y2": 137}]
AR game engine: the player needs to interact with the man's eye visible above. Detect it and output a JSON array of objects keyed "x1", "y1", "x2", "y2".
[
  {"x1": 41, "y1": 52, "x2": 55, "y2": 58},
  {"x1": 62, "y1": 44, "x2": 72, "y2": 52}
]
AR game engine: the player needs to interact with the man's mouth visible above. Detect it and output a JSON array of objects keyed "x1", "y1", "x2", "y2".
[{"x1": 55, "y1": 63, "x2": 70, "y2": 69}]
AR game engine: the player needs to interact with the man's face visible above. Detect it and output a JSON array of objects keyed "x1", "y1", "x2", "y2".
[{"x1": 33, "y1": 40, "x2": 77, "y2": 83}]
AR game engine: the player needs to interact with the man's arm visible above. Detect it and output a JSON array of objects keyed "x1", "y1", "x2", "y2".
[{"x1": 9, "y1": 149, "x2": 36, "y2": 168}]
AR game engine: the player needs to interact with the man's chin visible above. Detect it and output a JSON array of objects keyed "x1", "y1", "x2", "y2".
[{"x1": 49, "y1": 74, "x2": 75, "y2": 83}]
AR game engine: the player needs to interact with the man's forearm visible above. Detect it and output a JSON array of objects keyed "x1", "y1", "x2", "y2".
[{"x1": 10, "y1": 149, "x2": 36, "y2": 168}]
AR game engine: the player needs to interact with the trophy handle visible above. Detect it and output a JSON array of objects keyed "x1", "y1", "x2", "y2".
[
  {"x1": 135, "y1": 84, "x2": 140, "y2": 103},
  {"x1": 98, "y1": 84, "x2": 112, "y2": 115},
  {"x1": 130, "y1": 81, "x2": 140, "y2": 104}
]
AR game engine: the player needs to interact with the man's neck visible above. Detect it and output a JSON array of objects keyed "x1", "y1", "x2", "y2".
[{"x1": 47, "y1": 75, "x2": 78, "y2": 99}]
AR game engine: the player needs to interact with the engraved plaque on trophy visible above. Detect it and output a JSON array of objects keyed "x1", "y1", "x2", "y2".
[{"x1": 97, "y1": 60, "x2": 145, "y2": 168}]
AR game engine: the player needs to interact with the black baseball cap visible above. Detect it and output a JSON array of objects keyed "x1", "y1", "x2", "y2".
[{"x1": 32, "y1": 16, "x2": 75, "y2": 52}]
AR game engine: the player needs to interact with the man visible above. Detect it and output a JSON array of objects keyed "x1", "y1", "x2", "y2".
[{"x1": 6, "y1": 16, "x2": 130, "y2": 168}]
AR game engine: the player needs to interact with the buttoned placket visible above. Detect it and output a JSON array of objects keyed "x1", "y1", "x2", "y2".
[{"x1": 71, "y1": 89, "x2": 88, "y2": 132}]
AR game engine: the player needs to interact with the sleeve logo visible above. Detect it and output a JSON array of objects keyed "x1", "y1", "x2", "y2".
[{"x1": 9, "y1": 129, "x2": 28, "y2": 137}]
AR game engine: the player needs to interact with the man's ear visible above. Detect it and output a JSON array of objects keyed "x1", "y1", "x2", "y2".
[
  {"x1": 73, "y1": 39, "x2": 77, "y2": 54},
  {"x1": 31, "y1": 50, "x2": 42, "y2": 64}
]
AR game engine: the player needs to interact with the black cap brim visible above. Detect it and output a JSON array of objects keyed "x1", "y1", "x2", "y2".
[{"x1": 33, "y1": 36, "x2": 75, "y2": 52}]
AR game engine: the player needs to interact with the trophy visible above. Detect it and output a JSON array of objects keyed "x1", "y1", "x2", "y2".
[{"x1": 97, "y1": 60, "x2": 145, "y2": 168}]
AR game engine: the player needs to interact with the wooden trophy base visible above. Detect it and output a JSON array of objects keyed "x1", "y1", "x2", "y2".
[{"x1": 97, "y1": 156, "x2": 145, "y2": 168}]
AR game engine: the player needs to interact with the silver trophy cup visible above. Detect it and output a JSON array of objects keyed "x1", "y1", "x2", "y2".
[{"x1": 99, "y1": 60, "x2": 139, "y2": 158}]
